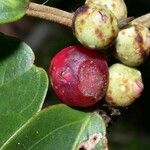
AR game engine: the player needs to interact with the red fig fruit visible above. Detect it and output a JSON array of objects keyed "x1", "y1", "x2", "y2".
[{"x1": 49, "y1": 46, "x2": 108, "y2": 107}]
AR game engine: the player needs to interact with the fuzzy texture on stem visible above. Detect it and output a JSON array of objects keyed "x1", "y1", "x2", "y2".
[
  {"x1": 27, "y1": 2, "x2": 73, "y2": 27},
  {"x1": 29, "y1": 2, "x2": 73, "y2": 19},
  {"x1": 26, "y1": 9, "x2": 73, "y2": 27},
  {"x1": 26, "y1": 2, "x2": 150, "y2": 29}
]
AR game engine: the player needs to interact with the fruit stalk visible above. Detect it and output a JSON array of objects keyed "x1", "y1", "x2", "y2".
[
  {"x1": 26, "y1": 2, "x2": 74, "y2": 27},
  {"x1": 26, "y1": 2, "x2": 150, "y2": 28},
  {"x1": 28, "y1": 2, "x2": 73, "y2": 19}
]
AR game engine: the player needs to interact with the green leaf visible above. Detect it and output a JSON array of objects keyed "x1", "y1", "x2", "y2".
[
  {"x1": 0, "y1": 0, "x2": 29, "y2": 24},
  {"x1": 0, "y1": 33, "x2": 48, "y2": 147},
  {"x1": 1, "y1": 104, "x2": 107, "y2": 150}
]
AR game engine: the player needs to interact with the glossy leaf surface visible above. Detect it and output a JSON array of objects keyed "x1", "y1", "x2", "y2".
[
  {"x1": 2, "y1": 105, "x2": 107, "y2": 150},
  {"x1": 0, "y1": 33, "x2": 48, "y2": 147}
]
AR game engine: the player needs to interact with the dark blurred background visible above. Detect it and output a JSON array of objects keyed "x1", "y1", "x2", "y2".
[{"x1": 0, "y1": 0, "x2": 150, "y2": 149}]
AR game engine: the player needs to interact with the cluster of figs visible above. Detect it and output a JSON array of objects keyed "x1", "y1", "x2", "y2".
[{"x1": 49, "y1": 0, "x2": 150, "y2": 108}]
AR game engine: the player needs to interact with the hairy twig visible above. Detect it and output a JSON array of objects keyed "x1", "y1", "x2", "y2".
[
  {"x1": 27, "y1": 2, "x2": 73, "y2": 27},
  {"x1": 29, "y1": 2, "x2": 73, "y2": 19},
  {"x1": 26, "y1": 9, "x2": 73, "y2": 27},
  {"x1": 26, "y1": 2, "x2": 150, "y2": 29}
]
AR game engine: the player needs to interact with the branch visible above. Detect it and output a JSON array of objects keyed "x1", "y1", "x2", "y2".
[
  {"x1": 28, "y1": 2, "x2": 73, "y2": 19},
  {"x1": 26, "y1": 2, "x2": 150, "y2": 29},
  {"x1": 27, "y1": 2, "x2": 74, "y2": 27},
  {"x1": 26, "y1": 9, "x2": 73, "y2": 27}
]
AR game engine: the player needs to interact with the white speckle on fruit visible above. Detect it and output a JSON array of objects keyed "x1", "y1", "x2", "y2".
[
  {"x1": 123, "y1": 56, "x2": 128, "y2": 60},
  {"x1": 62, "y1": 90, "x2": 65, "y2": 94},
  {"x1": 54, "y1": 86, "x2": 58, "y2": 89},
  {"x1": 90, "y1": 61, "x2": 94, "y2": 64},
  {"x1": 120, "y1": 85, "x2": 126, "y2": 92},
  {"x1": 89, "y1": 45, "x2": 96, "y2": 48}
]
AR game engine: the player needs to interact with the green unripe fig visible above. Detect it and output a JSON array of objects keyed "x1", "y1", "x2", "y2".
[
  {"x1": 85, "y1": 0, "x2": 127, "y2": 20},
  {"x1": 115, "y1": 25, "x2": 150, "y2": 66},
  {"x1": 105, "y1": 63, "x2": 144, "y2": 107},
  {"x1": 73, "y1": 4, "x2": 119, "y2": 50}
]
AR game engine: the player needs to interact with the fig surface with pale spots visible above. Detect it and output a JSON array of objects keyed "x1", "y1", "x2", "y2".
[
  {"x1": 86, "y1": 0, "x2": 127, "y2": 20},
  {"x1": 49, "y1": 46, "x2": 108, "y2": 107},
  {"x1": 73, "y1": 4, "x2": 119, "y2": 50},
  {"x1": 105, "y1": 63, "x2": 144, "y2": 107},
  {"x1": 115, "y1": 25, "x2": 150, "y2": 66}
]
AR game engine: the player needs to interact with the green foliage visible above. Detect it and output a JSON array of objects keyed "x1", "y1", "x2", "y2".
[
  {"x1": 0, "y1": 33, "x2": 48, "y2": 147},
  {"x1": 0, "y1": 33, "x2": 106, "y2": 149},
  {"x1": 0, "y1": 0, "x2": 29, "y2": 24},
  {"x1": 2, "y1": 105, "x2": 107, "y2": 150}
]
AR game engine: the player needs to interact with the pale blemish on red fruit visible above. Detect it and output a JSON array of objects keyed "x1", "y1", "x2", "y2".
[
  {"x1": 79, "y1": 60, "x2": 106, "y2": 100},
  {"x1": 49, "y1": 46, "x2": 108, "y2": 107}
]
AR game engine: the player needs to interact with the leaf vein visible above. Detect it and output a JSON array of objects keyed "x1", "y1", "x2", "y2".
[
  {"x1": 28, "y1": 119, "x2": 86, "y2": 150},
  {"x1": 71, "y1": 115, "x2": 91, "y2": 150}
]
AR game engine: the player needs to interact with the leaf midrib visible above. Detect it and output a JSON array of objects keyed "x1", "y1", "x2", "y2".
[
  {"x1": 71, "y1": 115, "x2": 91, "y2": 150},
  {"x1": 0, "y1": 67, "x2": 48, "y2": 149}
]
